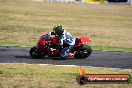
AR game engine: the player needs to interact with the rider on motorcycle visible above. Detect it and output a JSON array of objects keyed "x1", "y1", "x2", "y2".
[{"x1": 49, "y1": 25, "x2": 76, "y2": 59}]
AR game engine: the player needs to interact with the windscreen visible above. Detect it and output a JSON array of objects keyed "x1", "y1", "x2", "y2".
[{"x1": 41, "y1": 34, "x2": 50, "y2": 41}]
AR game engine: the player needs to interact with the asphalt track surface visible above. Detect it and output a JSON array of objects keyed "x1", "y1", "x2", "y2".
[{"x1": 0, "y1": 46, "x2": 132, "y2": 69}]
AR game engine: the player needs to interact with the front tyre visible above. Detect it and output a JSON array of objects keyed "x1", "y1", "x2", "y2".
[
  {"x1": 29, "y1": 47, "x2": 44, "y2": 59},
  {"x1": 75, "y1": 45, "x2": 92, "y2": 59}
]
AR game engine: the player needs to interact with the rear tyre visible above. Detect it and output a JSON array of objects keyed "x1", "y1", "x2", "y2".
[
  {"x1": 29, "y1": 47, "x2": 45, "y2": 59},
  {"x1": 75, "y1": 45, "x2": 92, "y2": 59}
]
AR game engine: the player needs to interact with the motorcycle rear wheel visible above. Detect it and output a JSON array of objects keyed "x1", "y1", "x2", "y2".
[{"x1": 75, "y1": 45, "x2": 92, "y2": 59}]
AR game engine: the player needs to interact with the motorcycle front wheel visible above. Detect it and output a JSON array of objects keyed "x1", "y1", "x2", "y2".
[{"x1": 29, "y1": 47, "x2": 45, "y2": 59}]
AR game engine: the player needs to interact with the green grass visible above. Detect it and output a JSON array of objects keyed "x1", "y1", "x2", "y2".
[
  {"x1": 0, "y1": 0, "x2": 132, "y2": 52},
  {"x1": 0, "y1": 64, "x2": 132, "y2": 88},
  {"x1": 92, "y1": 45, "x2": 132, "y2": 52}
]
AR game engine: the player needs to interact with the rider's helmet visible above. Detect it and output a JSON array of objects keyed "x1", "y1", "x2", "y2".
[{"x1": 53, "y1": 25, "x2": 64, "y2": 36}]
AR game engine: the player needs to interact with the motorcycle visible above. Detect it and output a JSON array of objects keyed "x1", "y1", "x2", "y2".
[{"x1": 29, "y1": 33, "x2": 92, "y2": 59}]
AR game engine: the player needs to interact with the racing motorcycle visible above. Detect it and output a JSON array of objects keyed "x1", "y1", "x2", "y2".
[{"x1": 29, "y1": 33, "x2": 92, "y2": 59}]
